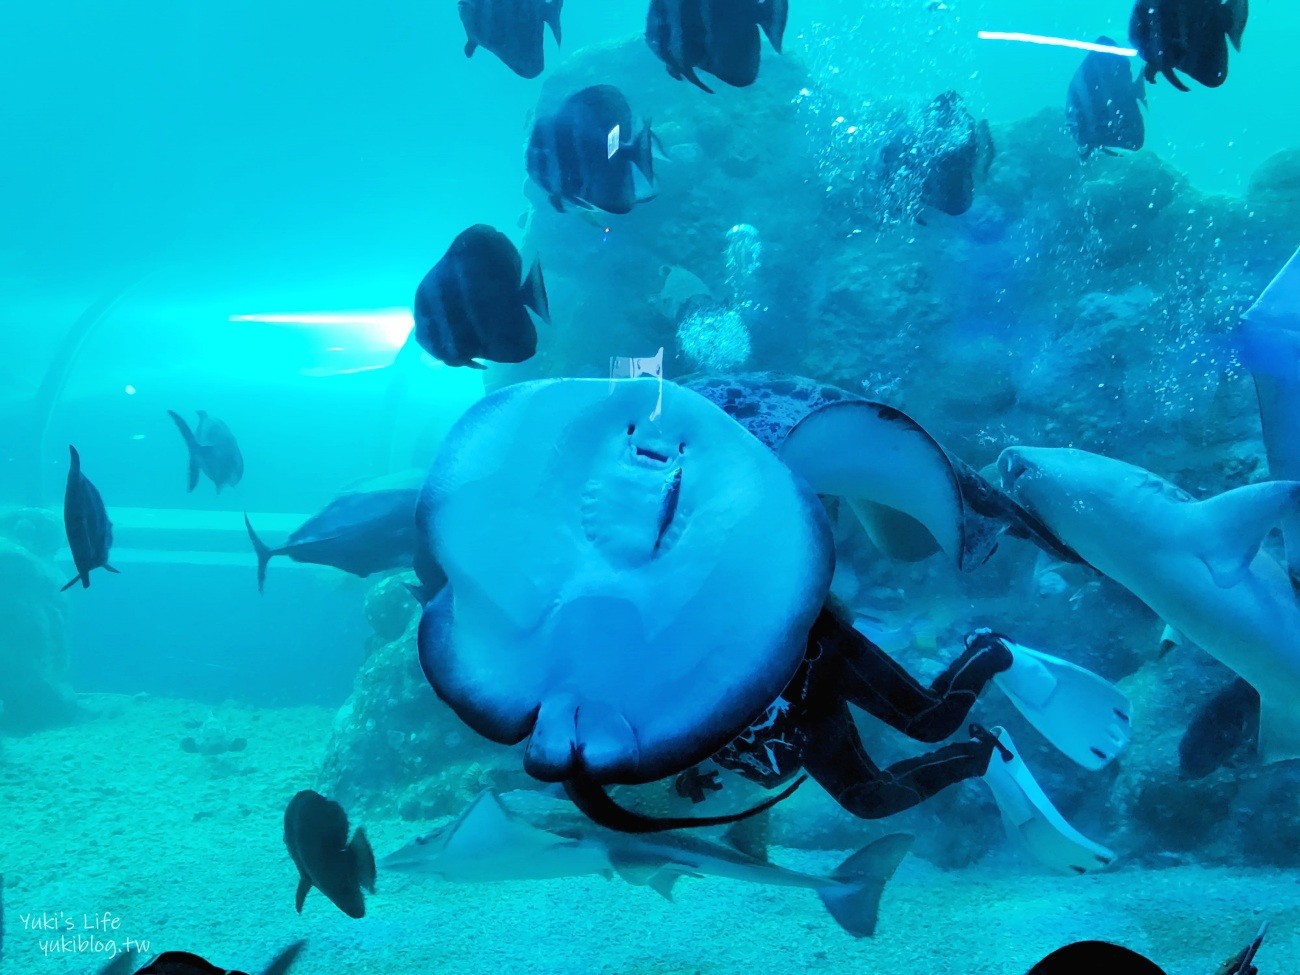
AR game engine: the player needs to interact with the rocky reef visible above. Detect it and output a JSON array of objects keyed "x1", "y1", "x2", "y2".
[
  {"x1": 316, "y1": 574, "x2": 533, "y2": 821},
  {"x1": 0, "y1": 506, "x2": 78, "y2": 733},
  {"x1": 321, "y1": 35, "x2": 1300, "y2": 870}
]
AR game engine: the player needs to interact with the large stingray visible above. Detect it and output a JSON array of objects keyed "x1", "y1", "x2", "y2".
[
  {"x1": 1238, "y1": 245, "x2": 1300, "y2": 585},
  {"x1": 685, "y1": 373, "x2": 1083, "y2": 569},
  {"x1": 418, "y1": 377, "x2": 835, "y2": 829},
  {"x1": 999, "y1": 446, "x2": 1300, "y2": 764}
]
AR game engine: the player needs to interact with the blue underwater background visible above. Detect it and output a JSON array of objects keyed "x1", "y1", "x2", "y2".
[{"x1": 1, "y1": 1, "x2": 1299, "y2": 973}]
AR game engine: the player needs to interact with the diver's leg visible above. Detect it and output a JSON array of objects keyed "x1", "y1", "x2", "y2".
[
  {"x1": 802, "y1": 698, "x2": 1004, "y2": 819},
  {"x1": 815, "y1": 608, "x2": 1011, "y2": 743}
]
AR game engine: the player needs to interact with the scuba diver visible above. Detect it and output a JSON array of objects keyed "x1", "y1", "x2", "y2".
[{"x1": 682, "y1": 595, "x2": 1127, "y2": 873}]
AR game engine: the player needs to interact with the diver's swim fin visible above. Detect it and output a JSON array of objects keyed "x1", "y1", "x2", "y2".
[
  {"x1": 981, "y1": 727, "x2": 1115, "y2": 875},
  {"x1": 991, "y1": 636, "x2": 1132, "y2": 770}
]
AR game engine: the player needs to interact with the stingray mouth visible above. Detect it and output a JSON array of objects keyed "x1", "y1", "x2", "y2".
[{"x1": 635, "y1": 445, "x2": 671, "y2": 464}]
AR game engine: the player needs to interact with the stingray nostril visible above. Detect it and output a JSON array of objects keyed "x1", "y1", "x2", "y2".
[
  {"x1": 627, "y1": 423, "x2": 636, "y2": 436},
  {"x1": 678, "y1": 442, "x2": 686, "y2": 454}
]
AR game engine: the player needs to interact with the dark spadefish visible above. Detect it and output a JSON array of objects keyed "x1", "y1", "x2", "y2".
[
  {"x1": 243, "y1": 471, "x2": 426, "y2": 592},
  {"x1": 527, "y1": 85, "x2": 660, "y2": 215},
  {"x1": 1028, "y1": 923, "x2": 1267, "y2": 975},
  {"x1": 1129, "y1": 0, "x2": 1248, "y2": 91},
  {"x1": 413, "y1": 224, "x2": 549, "y2": 369},
  {"x1": 459, "y1": 0, "x2": 562, "y2": 79},
  {"x1": 645, "y1": 0, "x2": 787, "y2": 93},
  {"x1": 1178, "y1": 676, "x2": 1259, "y2": 779},
  {"x1": 62, "y1": 445, "x2": 119, "y2": 591},
  {"x1": 123, "y1": 940, "x2": 306, "y2": 975},
  {"x1": 167, "y1": 409, "x2": 244, "y2": 493},
  {"x1": 876, "y1": 91, "x2": 995, "y2": 220},
  {"x1": 1028, "y1": 941, "x2": 1167, "y2": 975},
  {"x1": 1066, "y1": 39, "x2": 1147, "y2": 158},
  {"x1": 283, "y1": 790, "x2": 376, "y2": 919}
]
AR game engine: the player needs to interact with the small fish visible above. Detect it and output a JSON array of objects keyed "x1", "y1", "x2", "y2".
[
  {"x1": 1217, "y1": 921, "x2": 1268, "y2": 975},
  {"x1": 1066, "y1": 39, "x2": 1146, "y2": 158},
  {"x1": 459, "y1": 0, "x2": 562, "y2": 79},
  {"x1": 122, "y1": 941, "x2": 306, "y2": 975},
  {"x1": 243, "y1": 471, "x2": 426, "y2": 592},
  {"x1": 284, "y1": 790, "x2": 375, "y2": 919},
  {"x1": 413, "y1": 224, "x2": 549, "y2": 369},
  {"x1": 383, "y1": 790, "x2": 914, "y2": 938},
  {"x1": 1178, "y1": 676, "x2": 1259, "y2": 779},
  {"x1": 167, "y1": 410, "x2": 244, "y2": 493},
  {"x1": 651, "y1": 264, "x2": 714, "y2": 322},
  {"x1": 645, "y1": 0, "x2": 787, "y2": 93},
  {"x1": 527, "y1": 85, "x2": 660, "y2": 215},
  {"x1": 1128, "y1": 0, "x2": 1248, "y2": 91},
  {"x1": 852, "y1": 611, "x2": 938, "y2": 655},
  {"x1": 62, "y1": 445, "x2": 118, "y2": 590},
  {"x1": 666, "y1": 141, "x2": 703, "y2": 165}
]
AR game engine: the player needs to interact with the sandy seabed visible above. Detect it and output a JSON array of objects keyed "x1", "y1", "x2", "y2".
[{"x1": 0, "y1": 695, "x2": 1293, "y2": 975}]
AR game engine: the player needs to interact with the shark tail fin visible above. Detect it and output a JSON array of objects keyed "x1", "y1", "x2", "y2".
[
  {"x1": 262, "y1": 939, "x2": 308, "y2": 975},
  {"x1": 815, "y1": 833, "x2": 914, "y2": 938},
  {"x1": 244, "y1": 512, "x2": 274, "y2": 593},
  {"x1": 167, "y1": 409, "x2": 203, "y2": 492},
  {"x1": 1196, "y1": 481, "x2": 1300, "y2": 588},
  {"x1": 351, "y1": 827, "x2": 377, "y2": 894}
]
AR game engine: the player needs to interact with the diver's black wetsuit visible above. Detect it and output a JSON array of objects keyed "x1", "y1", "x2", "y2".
[{"x1": 710, "y1": 601, "x2": 1013, "y2": 819}]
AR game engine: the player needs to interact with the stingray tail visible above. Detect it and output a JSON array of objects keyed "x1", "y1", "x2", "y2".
[
  {"x1": 564, "y1": 773, "x2": 806, "y2": 834},
  {"x1": 244, "y1": 512, "x2": 274, "y2": 593},
  {"x1": 815, "y1": 833, "x2": 914, "y2": 938},
  {"x1": 167, "y1": 410, "x2": 203, "y2": 492}
]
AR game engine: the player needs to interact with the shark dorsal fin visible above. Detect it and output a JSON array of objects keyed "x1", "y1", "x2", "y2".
[
  {"x1": 1244, "y1": 247, "x2": 1300, "y2": 331},
  {"x1": 609, "y1": 850, "x2": 674, "y2": 888},
  {"x1": 1196, "y1": 482, "x2": 1300, "y2": 588},
  {"x1": 722, "y1": 811, "x2": 770, "y2": 862},
  {"x1": 441, "y1": 790, "x2": 515, "y2": 849}
]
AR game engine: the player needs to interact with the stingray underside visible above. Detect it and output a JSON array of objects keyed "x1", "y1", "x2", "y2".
[{"x1": 417, "y1": 377, "x2": 836, "y2": 789}]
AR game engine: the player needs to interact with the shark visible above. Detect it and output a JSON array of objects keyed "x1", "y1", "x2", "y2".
[
  {"x1": 381, "y1": 790, "x2": 914, "y2": 938},
  {"x1": 998, "y1": 445, "x2": 1300, "y2": 765}
]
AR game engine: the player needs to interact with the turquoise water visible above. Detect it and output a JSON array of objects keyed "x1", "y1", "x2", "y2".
[{"x1": 2, "y1": 1, "x2": 1298, "y2": 973}]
